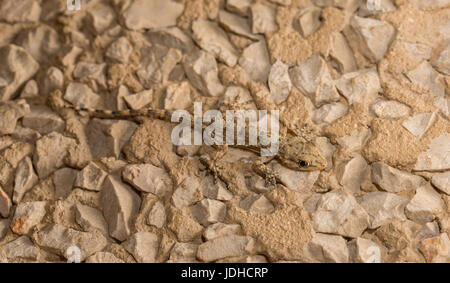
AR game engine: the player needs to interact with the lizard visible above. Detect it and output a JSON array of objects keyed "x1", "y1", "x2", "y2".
[{"x1": 48, "y1": 89, "x2": 328, "y2": 184}]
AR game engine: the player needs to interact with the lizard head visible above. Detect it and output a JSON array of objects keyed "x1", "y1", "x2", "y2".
[{"x1": 277, "y1": 135, "x2": 328, "y2": 171}]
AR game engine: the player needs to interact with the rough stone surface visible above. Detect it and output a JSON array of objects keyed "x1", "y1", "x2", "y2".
[
  {"x1": 22, "y1": 105, "x2": 65, "y2": 135},
  {"x1": 123, "y1": 164, "x2": 172, "y2": 196},
  {"x1": 402, "y1": 112, "x2": 437, "y2": 137},
  {"x1": 348, "y1": 237, "x2": 383, "y2": 263},
  {"x1": 372, "y1": 162, "x2": 426, "y2": 193},
  {"x1": 431, "y1": 172, "x2": 450, "y2": 195},
  {"x1": 191, "y1": 199, "x2": 227, "y2": 226},
  {"x1": 0, "y1": 100, "x2": 30, "y2": 135},
  {"x1": 13, "y1": 156, "x2": 38, "y2": 204},
  {"x1": 0, "y1": 186, "x2": 12, "y2": 218},
  {"x1": 250, "y1": 4, "x2": 278, "y2": 34},
  {"x1": 405, "y1": 184, "x2": 444, "y2": 224},
  {"x1": 239, "y1": 40, "x2": 271, "y2": 83},
  {"x1": 335, "y1": 68, "x2": 381, "y2": 105},
  {"x1": 336, "y1": 154, "x2": 369, "y2": 194},
  {"x1": 52, "y1": 168, "x2": 77, "y2": 199},
  {"x1": 414, "y1": 134, "x2": 450, "y2": 171},
  {"x1": 197, "y1": 235, "x2": 258, "y2": 262},
  {"x1": 358, "y1": 192, "x2": 409, "y2": 228},
  {"x1": 10, "y1": 201, "x2": 46, "y2": 235},
  {"x1": 0, "y1": 0, "x2": 41, "y2": 23},
  {"x1": 372, "y1": 100, "x2": 411, "y2": 120},
  {"x1": 240, "y1": 194, "x2": 275, "y2": 214},
  {"x1": 0, "y1": 236, "x2": 39, "y2": 260},
  {"x1": 419, "y1": 233, "x2": 450, "y2": 263},
  {"x1": 75, "y1": 162, "x2": 107, "y2": 192},
  {"x1": 123, "y1": 0, "x2": 184, "y2": 30},
  {"x1": 268, "y1": 60, "x2": 292, "y2": 104},
  {"x1": 75, "y1": 203, "x2": 109, "y2": 237},
  {"x1": 147, "y1": 201, "x2": 166, "y2": 228},
  {"x1": 85, "y1": 252, "x2": 125, "y2": 263},
  {"x1": 123, "y1": 231, "x2": 159, "y2": 263},
  {"x1": 308, "y1": 233, "x2": 349, "y2": 263}
]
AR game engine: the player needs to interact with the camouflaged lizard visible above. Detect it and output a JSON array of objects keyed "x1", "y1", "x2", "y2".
[{"x1": 49, "y1": 89, "x2": 327, "y2": 183}]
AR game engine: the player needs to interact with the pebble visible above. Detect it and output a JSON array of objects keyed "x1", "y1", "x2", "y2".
[
  {"x1": 0, "y1": 219, "x2": 8, "y2": 240},
  {"x1": 15, "y1": 25, "x2": 60, "y2": 63},
  {"x1": 123, "y1": 163, "x2": 172, "y2": 196},
  {"x1": 357, "y1": 191, "x2": 409, "y2": 228},
  {"x1": 329, "y1": 32, "x2": 357, "y2": 74},
  {"x1": 431, "y1": 172, "x2": 450, "y2": 195},
  {"x1": 169, "y1": 242, "x2": 198, "y2": 263},
  {"x1": 405, "y1": 183, "x2": 444, "y2": 224},
  {"x1": 371, "y1": 100, "x2": 411, "y2": 120},
  {"x1": 22, "y1": 105, "x2": 65, "y2": 134},
  {"x1": 147, "y1": 201, "x2": 166, "y2": 228},
  {"x1": 250, "y1": 3, "x2": 278, "y2": 34},
  {"x1": 147, "y1": 27, "x2": 193, "y2": 54},
  {"x1": 433, "y1": 44, "x2": 450, "y2": 75},
  {"x1": 312, "y1": 102, "x2": 349, "y2": 125},
  {"x1": 123, "y1": 0, "x2": 184, "y2": 30},
  {"x1": 419, "y1": 233, "x2": 450, "y2": 263},
  {"x1": 271, "y1": 161, "x2": 320, "y2": 192},
  {"x1": 308, "y1": 233, "x2": 349, "y2": 263},
  {"x1": 87, "y1": 3, "x2": 115, "y2": 34},
  {"x1": 197, "y1": 235, "x2": 258, "y2": 262},
  {"x1": 123, "y1": 90, "x2": 153, "y2": 110},
  {"x1": 203, "y1": 223, "x2": 243, "y2": 241},
  {"x1": 20, "y1": 80, "x2": 39, "y2": 98},
  {"x1": 218, "y1": 10, "x2": 258, "y2": 40},
  {"x1": 402, "y1": 112, "x2": 437, "y2": 137},
  {"x1": 123, "y1": 231, "x2": 159, "y2": 263},
  {"x1": 200, "y1": 176, "x2": 233, "y2": 201},
  {"x1": 10, "y1": 201, "x2": 47, "y2": 235},
  {"x1": 0, "y1": 100, "x2": 30, "y2": 135},
  {"x1": 268, "y1": 60, "x2": 292, "y2": 104},
  {"x1": 13, "y1": 156, "x2": 38, "y2": 204},
  {"x1": 336, "y1": 128, "x2": 372, "y2": 152},
  {"x1": 164, "y1": 82, "x2": 192, "y2": 110},
  {"x1": 336, "y1": 154, "x2": 369, "y2": 194},
  {"x1": 100, "y1": 175, "x2": 142, "y2": 241},
  {"x1": 43, "y1": 67, "x2": 64, "y2": 95},
  {"x1": 86, "y1": 252, "x2": 125, "y2": 263},
  {"x1": 348, "y1": 237, "x2": 383, "y2": 263},
  {"x1": 183, "y1": 49, "x2": 224, "y2": 97},
  {"x1": 171, "y1": 177, "x2": 200, "y2": 209},
  {"x1": 239, "y1": 40, "x2": 271, "y2": 82},
  {"x1": 414, "y1": 134, "x2": 450, "y2": 171},
  {"x1": 0, "y1": 0, "x2": 41, "y2": 23},
  {"x1": 335, "y1": 68, "x2": 381, "y2": 105},
  {"x1": 52, "y1": 168, "x2": 77, "y2": 199},
  {"x1": 0, "y1": 236, "x2": 39, "y2": 260},
  {"x1": 64, "y1": 82, "x2": 101, "y2": 109},
  {"x1": 0, "y1": 45, "x2": 39, "y2": 101},
  {"x1": 226, "y1": 0, "x2": 252, "y2": 16},
  {"x1": 73, "y1": 62, "x2": 107, "y2": 89},
  {"x1": 74, "y1": 162, "x2": 107, "y2": 192},
  {"x1": 75, "y1": 203, "x2": 109, "y2": 237},
  {"x1": 372, "y1": 162, "x2": 426, "y2": 193},
  {"x1": 192, "y1": 20, "x2": 239, "y2": 67},
  {"x1": 106, "y1": 37, "x2": 133, "y2": 64},
  {"x1": 191, "y1": 199, "x2": 227, "y2": 226},
  {"x1": 295, "y1": 7, "x2": 322, "y2": 38}
]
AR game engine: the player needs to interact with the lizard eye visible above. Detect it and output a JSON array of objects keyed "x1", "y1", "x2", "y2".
[{"x1": 298, "y1": 160, "x2": 309, "y2": 167}]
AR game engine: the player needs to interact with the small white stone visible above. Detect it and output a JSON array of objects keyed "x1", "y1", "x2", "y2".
[
  {"x1": 240, "y1": 193, "x2": 275, "y2": 214},
  {"x1": 328, "y1": 32, "x2": 357, "y2": 74},
  {"x1": 348, "y1": 237, "x2": 383, "y2": 263},
  {"x1": 123, "y1": 90, "x2": 152, "y2": 110},
  {"x1": 371, "y1": 100, "x2": 411, "y2": 120},
  {"x1": 268, "y1": 60, "x2": 292, "y2": 104},
  {"x1": 308, "y1": 233, "x2": 349, "y2": 263},
  {"x1": 358, "y1": 191, "x2": 409, "y2": 228},
  {"x1": 191, "y1": 199, "x2": 227, "y2": 226},
  {"x1": 239, "y1": 40, "x2": 271, "y2": 83},
  {"x1": 414, "y1": 134, "x2": 450, "y2": 171},
  {"x1": 336, "y1": 128, "x2": 372, "y2": 152},
  {"x1": 336, "y1": 154, "x2": 369, "y2": 194},
  {"x1": 123, "y1": 232, "x2": 159, "y2": 263},
  {"x1": 164, "y1": 82, "x2": 192, "y2": 110},
  {"x1": 402, "y1": 112, "x2": 437, "y2": 137},
  {"x1": 203, "y1": 223, "x2": 243, "y2": 241},
  {"x1": 358, "y1": 0, "x2": 396, "y2": 16},
  {"x1": 147, "y1": 201, "x2": 166, "y2": 228},
  {"x1": 172, "y1": 177, "x2": 201, "y2": 209},
  {"x1": 13, "y1": 156, "x2": 38, "y2": 204},
  {"x1": 250, "y1": 3, "x2": 278, "y2": 34},
  {"x1": 226, "y1": 0, "x2": 252, "y2": 16},
  {"x1": 64, "y1": 83, "x2": 101, "y2": 109},
  {"x1": 197, "y1": 235, "x2": 257, "y2": 262},
  {"x1": 106, "y1": 37, "x2": 132, "y2": 64},
  {"x1": 372, "y1": 162, "x2": 426, "y2": 193},
  {"x1": 431, "y1": 172, "x2": 450, "y2": 195},
  {"x1": 295, "y1": 7, "x2": 322, "y2": 38},
  {"x1": 312, "y1": 102, "x2": 349, "y2": 125},
  {"x1": 406, "y1": 184, "x2": 444, "y2": 224},
  {"x1": 335, "y1": 68, "x2": 381, "y2": 105},
  {"x1": 123, "y1": 0, "x2": 184, "y2": 30},
  {"x1": 123, "y1": 163, "x2": 172, "y2": 196}
]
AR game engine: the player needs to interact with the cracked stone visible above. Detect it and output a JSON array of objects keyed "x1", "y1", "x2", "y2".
[
  {"x1": 402, "y1": 112, "x2": 437, "y2": 137},
  {"x1": 348, "y1": 237, "x2": 383, "y2": 263},
  {"x1": 197, "y1": 235, "x2": 258, "y2": 262},
  {"x1": 123, "y1": 231, "x2": 159, "y2": 263},
  {"x1": 372, "y1": 162, "x2": 426, "y2": 193},
  {"x1": 164, "y1": 81, "x2": 192, "y2": 110},
  {"x1": 192, "y1": 20, "x2": 239, "y2": 67},
  {"x1": 0, "y1": 236, "x2": 38, "y2": 260},
  {"x1": 10, "y1": 201, "x2": 46, "y2": 235},
  {"x1": 312, "y1": 191, "x2": 370, "y2": 238},
  {"x1": 0, "y1": 100, "x2": 30, "y2": 135},
  {"x1": 290, "y1": 55, "x2": 340, "y2": 107},
  {"x1": 191, "y1": 199, "x2": 227, "y2": 226},
  {"x1": 13, "y1": 156, "x2": 38, "y2": 204},
  {"x1": 22, "y1": 105, "x2": 65, "y2": 135},
  {"x1": 52, "y1": 168, "x2": 77, "y2": 199},
  {"x1": 0, "y1": 45, "x2": 39, "y2": 101},
  {"x1": 250, "y1": 3, "x2": 278, "y2": 34},
  {"x1": 414, "y1": 134, "x2": 450, "y2": 171},
  {"x1": 308, "y1": 233, "x2": 349, "y2": 263},
  {"x1": 123, "y1": 0, "x2": 184, "y2": 30},
  {"x1": 406, "y1": 184, "x2": 444, "y2": 224},
  {"x1": 122, "y1": 163, "x2": 172, "y2": 196},
  {"x1": 33, "y1": 132, "x2": 77, "y2": 179},
  {"x1": 34, "y1": 223, "x2": 108, "y2": 262},
  {"x1": 147, "y1": 201, "x2": 166, "y2": 228},
  {"x1": 106, "y1": 37, "x2": 133, "y2": 64},
  {"x1": 100, "y1": 175, "x2": 141, "y2": 241},
  {"x1": 358, "y1": 191, "x2": 409, "y2": 228},
  {"x1": 183, "y1": 49, "x2": 224, "y2": 97},
  {"x1": 268, "y1": 60, "x2": 292, "y2": 104},
  {"x1": 239, "y1": 40, "x2": 271, "y2": 82},
  {"x1": 346, "y1": 15, "x2": 395, "y2": 62},
  {"x1": 431, "y1": 172, "x2": 450, "y2": 195},
  {"x1": 240, "y1": 194, "x2": 275, "y2": 214}
]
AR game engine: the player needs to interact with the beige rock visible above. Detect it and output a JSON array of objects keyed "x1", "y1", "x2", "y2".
[
  {"x1": 240, "y1": 194, "x2": 275, "y2": 214},
  {"x1": 100, "y1": 175, "x2": 142, "y2": 241},
  {"x1": 15, "y1": 25, "x2": 61, "y2": 63},
  {"x1": 10, "y1": 201, "x2": 46, "y2": 235},
  {"x1": 0, "y1": 236, "x2": 39, "y2": 260},
  {"x1": 200, "y1": 176, "x2": 233, "y2": 201},
  {"x1": 415, "y1": 0, "x2": 450, "y2": 10},
  {"x1": 268, "y1": 60, "x2": 292, "y2": 104},
  {"x1": 122, "y1": 164, "x2": 172, "y2": 196},
  {"x1": 358, "y1": 191, "x2": 409, "y2": 228},
  {"x1": 336, "y1": 154, "x2": 369, "y2": 194},
  {"x1": 335, "y1": 68, "x2": 381, "y2": 105},
  {"x1": 146, "y1": 27, "x2": 193, "y2": 53},
  {"x1": 308, "y1": 233, "x2": 349, "y2": 263},
  {"x1": 164, "y1": 82, "x2": 192, "y2": 110},
  {"x1": 147, "y1": 201, "x2": 166, "y2": 228},
  {"x1": 372, "y1": 100, "x2": 411, "y2": 120},
  {"x1": 218, "y1": 10, "x2": 258, "y2": 40},
  {"x1": 406, "y1": 184, "x2": 444, "y2": 224},
  {"x1": 0, "y1": 219, "x2": 8, "y2": 240},
  {"x1": 348, "y1": 237, "x2": 383, "y2": 263},
  {"x1": 52, "y1": 168, "x2": 77, "y2": 199},
  {"x1": 43, "y1": 67, "x2": 64, "y2": 95},
  {"x1": 419, "y1": 233, "x2": 450, "y2": 263},
  {"x1": 183, "y1": 49, "x2": 224, "y2": 97},
  {"x1": 87, "y1": 118, "x2": 137, "y2": 159},
  {"x1": 433, "y1": 44, "x2": 450, "y2": 75},
  {"x1": 123, "y1": 232, "x2": 159, "y2": 263},
  {"x1": 0, "y1": 100, "x2": 30, "y2": 135},
  {"x1": 312, "y1": 102, "x2": 349, "y2": 125},
  {"x1": 85, "y1": 252, "x2": 124, "y2": 263},
  {"x1": 137, "y1": 45, "x2": 182, "y2": 89},
  {"x1": 33, "y1": 132, "x2": 77, "y2": 179},
  {"x1": 0, "y1": 250, "x2": 6, "y2": 263},
  {"x1": 73, "y1": 62, "x2": 107, "y2": 90},
  {"x1": 106, "y1": 37, "x2": 132, "y2": 64},
  {"x1": 329, "y1": 32, "x2": 357, "y2": 73},
  {"x1": 203, "y1": 223, "x2": 243, "y2": 241},
  {"x1": 171, "y1": 177, "x2": 200, "y2": 209},
  {"x1": 197, "y1": 235, "x2": 257, "y2": 262},
  {"x1": 431, "y1": 172, "x2": 450, "y2": 195},
  {"x1": 13, "y1": 156, "x2": 38, "y2": 204},
  {"x1": 290, "y1": 55, "x2": 340, "y2": 107},
  {"x1": 0, "y1": 186, "x2": 11, "y2": 218},
  {"x1": 239, "y1": 40, "x2": 271, "y2": 82},
  {"x1": 87, "y1": 3, "x2": 115, "y2": 34},
  {"x1": 168, "y1": 211, "x2": 204, "y2": 242},
  {"x1": 191, "y1": 199, "x2": 227, "y2": 226},
  {"x1": 226, "y1": 0, "x2": 252, "y2": 16},
  {"x1": 250, "y1": 3, "x2": 278, "y2": 34},
  {"x1": 295, "y1": 8, "x2": 322, "y2": 38},
  {"x1": 312, "y1": 0, "x2": 361, "y2": 11},
  {"x1": 192, "y1": 20, "x2": 239, "y2": 67},
  {"x1": 123, "y1": 0, "x2": 184, "y2": 30},
  {"x1": 0, "y1": 0, "x2": 41, "y2": 23},
  {"x1": 358, "y1": 0, "x2": 396, "y2": 16},
  {"x1": 168, "y1": 242, "x2": 198, "y2": 263},
  {"x1": 414, "y1": 134, "x2": 450, "y2": 171},
  {"x1": 312, "y1": 191, "x2": 369, "y2": 238},
  {"x1": 75, "y1": 203, "x2": 109, "y2": 237},
  {"x1": 34, "y1": 223, "x2": 108, "y2": 261},
  {"x1": 346, "y1": 15, "x2": 395, "y2": 62},
  {"x1": 0, "y1": 45, "x2": 39, "y2": 101},
  {"x1": 22, "y1": 105, "x2": 65, "y2": 134},
  {"x1": 123, "y1": 90, "x2": 152, "y2": 110},
  {"x1": 271, "y1": 161, "x2": 320, "y2": 192},
  {"x1": 64, "y1": 83, "x2": 101, "y2": 108},
  {"x1": 372, "y1": 162, "x2": 426, "y2": 193},
  {"x1": 402, "y1": 112, "x2": 437, "y2": 137},
  {"x1": 336, "y1": 128, "x2": 372, "y2": 152},
  {"x1": 20, "y1": 80, "x2": 38, "y2": 98},
  {"x1": 75, "y1": 162, "x2": 107, "y2": 192}
]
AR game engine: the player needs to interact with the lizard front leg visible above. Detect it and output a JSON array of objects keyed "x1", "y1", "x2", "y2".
[{"x1": 252, "y1": 156, "x2": 280, "y2": 186}]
